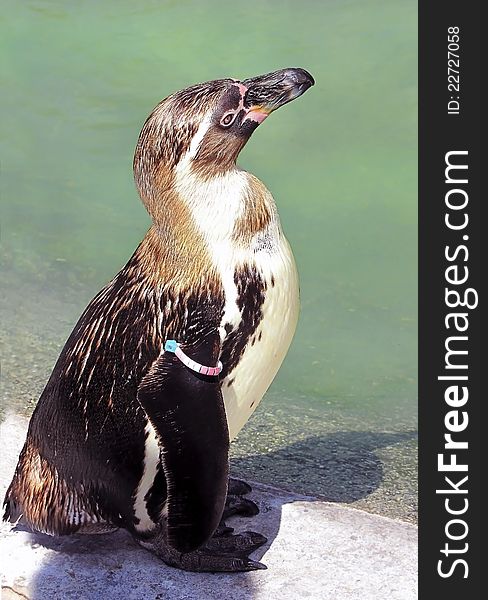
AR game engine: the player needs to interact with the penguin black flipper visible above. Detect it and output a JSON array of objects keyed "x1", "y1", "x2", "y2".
[
  {"x1": 137, "y1": 335, "x2": 229, "y2": 554},
  {"x1": 137, "y1": 338, "x2": 267, "y2": 571}
]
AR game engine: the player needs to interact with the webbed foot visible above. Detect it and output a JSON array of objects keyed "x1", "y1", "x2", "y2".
[
  {"x1": 223, "y1": 495, "x2": 259, "y2": 519},
  {"x1": 204, "y1": 531, "x2": 267, "y2": 557},
  {"x1": 139, "y1": 529, "x2": 267, "y2": 572},
  {"x1": 224, "y1": 477, "x2": 259, "y2": 519},
  {"x1": 228, "y1": 477, "x2": 252, "y2": 496},
  {"x1": 174, "y1": 548, "x2": 267, "y2": 572}
]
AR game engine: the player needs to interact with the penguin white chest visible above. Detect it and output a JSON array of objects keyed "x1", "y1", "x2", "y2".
[
  {"x1": 220, "y1": 236, "x2": 299, "y2": 440},
  {"x1": 176, "y1": 166, "x2": 299, "y2": 440}
]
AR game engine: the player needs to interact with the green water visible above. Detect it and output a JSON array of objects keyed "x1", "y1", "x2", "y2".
[{"x1": 1, "y1": 1, "x2": 417, "y2": 521}]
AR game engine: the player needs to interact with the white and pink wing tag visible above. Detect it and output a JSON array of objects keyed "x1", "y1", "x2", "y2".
[{"x1": 164, "y1": 340, "x2": 223, "y2": 377}]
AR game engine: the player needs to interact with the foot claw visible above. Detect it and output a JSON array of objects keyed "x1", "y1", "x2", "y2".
[
  {"x1": 180, "y1": 550, "x2": 267, "y2": 572},
  {"x1": 214, "y1": 523, "x2": 234, "y2": 537},
  {"x1": 224, "y1": 496, "x2": 259, "y2": 519},
  {"x1": 246, "y1": 559, "x2": 267, "y2": 571},
  {"x1": 228, "y1": 477, "x2": 252, "y2": 496}
]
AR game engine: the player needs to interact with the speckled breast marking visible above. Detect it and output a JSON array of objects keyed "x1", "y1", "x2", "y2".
[{"x1": 221, "y1": 235, "x2": 299, "y2": 440}]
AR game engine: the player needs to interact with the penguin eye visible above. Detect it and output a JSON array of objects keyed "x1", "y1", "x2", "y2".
[{"x1": 220, "y1": 112, "x2": 236, "y2": 127}]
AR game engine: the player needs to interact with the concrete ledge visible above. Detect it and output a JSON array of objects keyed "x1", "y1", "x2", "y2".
[{"x1": 0, "y1": 415, "x2": 417, "y2": 600}]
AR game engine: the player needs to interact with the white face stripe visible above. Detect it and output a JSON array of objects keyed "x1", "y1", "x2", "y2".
[
  {"x1": 232, "y1": 82, "x2": 248, "y2": 109},
  {"x1": 221, "y1": 83, "x2": 249, "y2": 125},
  {"x1": 180, "y1": 83, "x2": 250, "y2": 162},
  {"x1": 181, "y1": 113, "x2": 213, "y2": 165}
]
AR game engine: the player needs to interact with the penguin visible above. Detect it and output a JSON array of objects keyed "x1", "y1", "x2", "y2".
[{"x1": 3, "y1": 67, "x2": 314, "y2": 572}]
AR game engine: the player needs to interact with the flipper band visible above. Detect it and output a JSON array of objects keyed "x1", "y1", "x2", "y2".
[{"x1": 164, "y1": 340, "x2": 223, "y2": 377}]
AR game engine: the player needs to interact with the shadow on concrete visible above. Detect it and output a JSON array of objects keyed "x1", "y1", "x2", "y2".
[
  {"x1": 231, "y1": 430, "x2": 417, "y2": 503},
  {"x1": 22, "y1": 487, "x2": 282, "y2": 600},
  {"x1": 5, "y1": 430, "x2": 416, "y2": 599}
]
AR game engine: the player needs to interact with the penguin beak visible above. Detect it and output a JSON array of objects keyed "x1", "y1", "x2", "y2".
[{"x1": 241, "y1": 68, "x2": 315, "y2": 125}]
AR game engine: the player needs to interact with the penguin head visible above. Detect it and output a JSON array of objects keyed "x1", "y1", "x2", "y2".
[{"x1": 133, "y1": 68, "x2": 314, "y2": 208}]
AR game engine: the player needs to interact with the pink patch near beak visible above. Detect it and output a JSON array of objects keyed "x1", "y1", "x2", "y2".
[
  {"x1": 235, "y1": 82, "x2": 248, "y2": 97},
  {"x1": 243, "y1": 108, "x2": 270, "y2": 124}
]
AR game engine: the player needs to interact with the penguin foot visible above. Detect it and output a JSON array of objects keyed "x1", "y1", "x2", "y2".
[
  {"x1": 204, "y1": 531, "x2": 267, "y2": 557},
  {"x1": 139, "y1": 533, "x2": 267, "y2": 572},
  {"x1": 218, "y1": 477, "x2": 260, "y2": 544},
  {"x1": 228, "y1": 477, "x2": 253, "y2": 496},
  {"x1": 171, "y1": 549, "x2": 267, "y2": 572},
  {"x1": 214, "y1": 522, "x2": 234, "y2": 537},
  {"x1": 225, "y1": 477, "x2": 259, "y2": 520},
  {"x1": 223, "y1": 495, "x2": 259, "y2": 519}
]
